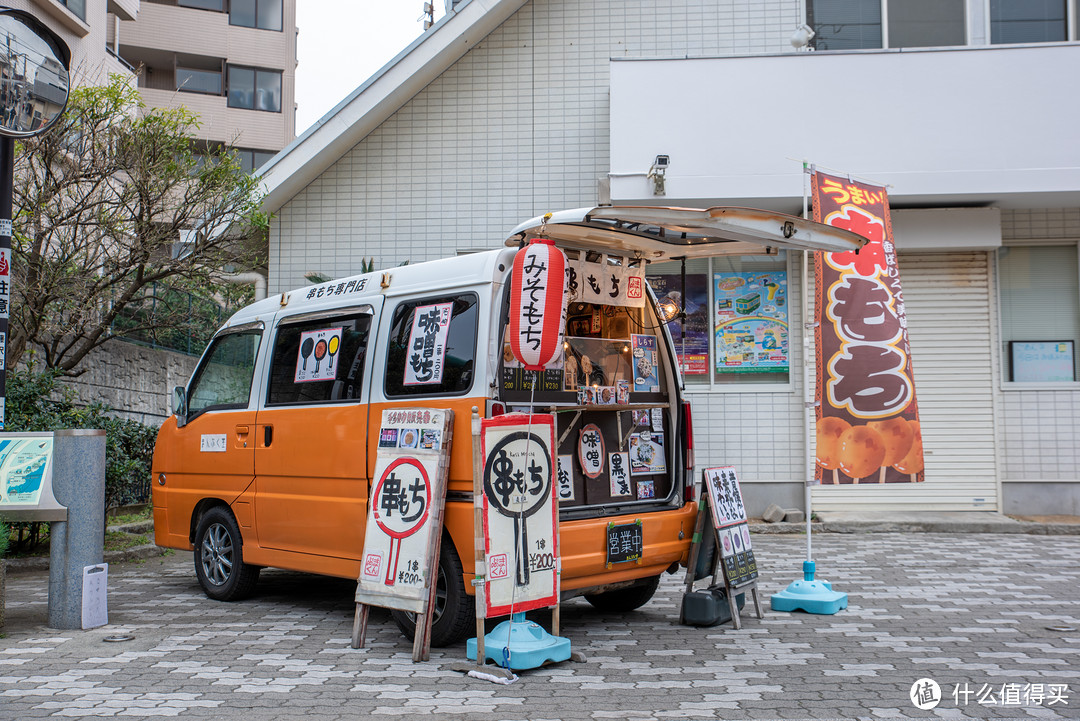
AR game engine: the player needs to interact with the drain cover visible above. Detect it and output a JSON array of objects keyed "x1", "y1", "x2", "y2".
[{"x1": 103, "y1": 635, "x2": 135, "y2": 643}]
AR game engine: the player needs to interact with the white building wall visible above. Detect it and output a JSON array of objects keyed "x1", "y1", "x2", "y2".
[
  {"x1": 271, "y1": 0, "x2": 803, "y2": 290},
  {"x1": 998, "y1": 209, "x2": 1080, "y2": 484}
]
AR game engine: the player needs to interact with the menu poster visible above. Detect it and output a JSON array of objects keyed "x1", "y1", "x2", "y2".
[
  {"x1": 647, "y1": 273, "x2": 709, "y2": 375},
  {"x1": 714, "y1": 271, "x2": 788, "y2": 374},
  {"x1": 631, "y1": 334, "x2": 660, "y2": 392},
  {"x1": 702, "y1": 467, "x2": 757, "y2": 587}
]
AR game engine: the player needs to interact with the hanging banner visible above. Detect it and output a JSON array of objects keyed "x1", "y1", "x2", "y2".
[
  {"x1": 576, "y1": 255, "x2": 646, "y2": 309},
  {"x1": 404, "y1": 303, "x2": 453, "y2": 386},
  {"x1": 812, "y1": 170, "x2": 924, "y2": 484},
  {"x1": 357, "y1": 409, "x2": 453, "y2": 614},
  {"x1": 509, "y1": 238, "x2": 568, "y2": 370},
  {"x1": 480, "y1": 413, "x2": 559, "y2": 617}
]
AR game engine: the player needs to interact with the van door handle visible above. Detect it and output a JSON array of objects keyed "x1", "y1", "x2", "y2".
[{"x1": 264, "y1": 425, "x2": 273, "y2": 447}]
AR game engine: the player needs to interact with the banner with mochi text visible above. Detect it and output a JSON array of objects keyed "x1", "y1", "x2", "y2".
[{"x1": 812, "y1": 170, "x2": 924, "y2": 484}]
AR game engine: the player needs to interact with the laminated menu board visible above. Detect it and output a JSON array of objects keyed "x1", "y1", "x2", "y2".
[
  {"x1": 703, "y1": 466, "x2": 758, "y2": 587},
  {"x1": 356, "y1": 409, "x2": 453, "y2": 613},
  {"x1": 480, "y1": 413, "x2": 560, "y2": 617}
]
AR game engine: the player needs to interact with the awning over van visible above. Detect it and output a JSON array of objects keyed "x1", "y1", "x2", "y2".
[{"x1": 505, "y1": 206, "x2": 868, "y2": 259}]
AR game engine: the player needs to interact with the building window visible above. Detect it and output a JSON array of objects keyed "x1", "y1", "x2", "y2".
[
  {"x1": 808, "y1": 0, "x2": 965, "y2": 50},
  {"x1": 647, "y1": 254, "x2": 790, "y2": 387},
  {"x1": 178, "y1": 0, "x2": 225, "y2": 10},
  {"x1": 235, "y1": 148, "x2": 276, "y2": 173},
  {"x1": 60, "y1": 0, "x2": 86, "y2": 21},
  {"x1": 177, "y1": 67, "x2": 222, "y2": 95},
  {"x1": 227, "y1": 66, "x2": 281, "y2": 112},
  {"x1": 230, "y1": 0, "x2": 283, "y2": 31},
  {"x1": 990, "y1": 0, "x2": 1067, "y2": 43},
  {"x1": 999, "y1": 245, "x2": 1080, "y2": 383}
]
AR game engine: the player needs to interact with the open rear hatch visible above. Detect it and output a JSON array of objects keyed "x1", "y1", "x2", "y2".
[{"x1": 505, "y1": 205, "x2": 867, "y2": 257}]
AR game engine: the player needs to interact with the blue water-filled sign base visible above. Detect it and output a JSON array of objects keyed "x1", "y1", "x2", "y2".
[
  {"x1": 466, "y1": 612, "x2": 572, "y2": 670},
  {"x1": 770, "y1": 561, "x2": 849, "y2": 615}
]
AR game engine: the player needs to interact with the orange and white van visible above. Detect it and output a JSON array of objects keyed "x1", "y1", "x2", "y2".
[{"x1": 151, "y1": 206, "x2": 864, "y2": 645}]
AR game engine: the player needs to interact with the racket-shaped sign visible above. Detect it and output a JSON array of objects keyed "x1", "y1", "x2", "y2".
[
  {"x1": 295, "y1": 327, "x2": 343, "y2": 383},
  {"x1": 371, "y1": 457, "x2": 431, "y2": 585},
  {"x1": 480, "y1": 413, "x2": 559, "y2": 618}
]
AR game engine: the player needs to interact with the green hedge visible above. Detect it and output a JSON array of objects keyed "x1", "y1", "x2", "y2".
[{"x1": 3, "y1": 368, "x2": 159, "y2": 554}]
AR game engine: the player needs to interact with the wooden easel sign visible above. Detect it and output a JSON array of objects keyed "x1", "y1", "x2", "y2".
[
  {"x1": 703, "y1": 466, "x2": 759, "y2": 588},
  {"x1": 352, "y1": 408, "x2": 453, "y2": 662},
  {"x1": 681, "y1": 466, "x2": 764, "y2": 629}
]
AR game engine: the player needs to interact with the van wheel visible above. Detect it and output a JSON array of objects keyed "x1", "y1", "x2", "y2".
[
  {"x1": 194, "y1": 507, "x2": 260, "y2": 601},
  {"x1": 391, "y1": 539, "x2": 474, "y2": 647},
  {"x1": 584, "y1": 575, "x2": 661, "y2": 612}
]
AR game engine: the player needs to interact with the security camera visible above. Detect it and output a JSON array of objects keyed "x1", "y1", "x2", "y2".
[{"x1": 654, "y1": 154, "x2": 670, "y2": 168}]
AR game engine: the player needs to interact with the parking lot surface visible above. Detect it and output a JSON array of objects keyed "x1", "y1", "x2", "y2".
[{"x1": 2, "y1": 532, "x2": 1078, "y2": 720}]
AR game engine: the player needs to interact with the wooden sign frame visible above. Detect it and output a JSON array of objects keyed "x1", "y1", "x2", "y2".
[
  {"x1": 351, "y1": 408, "x2": 454, "y2": 662},
  {"x1": 680, "y1": 467, "x2": 765, "y2": 630}
]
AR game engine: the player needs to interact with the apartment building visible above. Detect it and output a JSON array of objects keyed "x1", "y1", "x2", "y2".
[
  {"x1": 6, "y1": 0, "x2": 139, "y2": 85},
  {"x1": 257, "y1": 0, "x2": 1080, "y2": 518},
  {"x1": 116, "y1": 0, "x2": 296, "y2": 172}
]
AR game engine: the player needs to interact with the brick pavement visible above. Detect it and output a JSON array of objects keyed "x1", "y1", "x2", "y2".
[{"x1": 1, "y1": 533, "x2": 1078, "y2": 720}]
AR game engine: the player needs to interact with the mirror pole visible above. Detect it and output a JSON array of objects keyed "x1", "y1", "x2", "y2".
[{"x1": 0, "y1": 135, "x2": 12, "y2": 430}]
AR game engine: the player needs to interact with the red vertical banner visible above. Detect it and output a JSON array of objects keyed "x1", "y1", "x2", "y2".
[{"x1": 812, "y1": 171, "x2": 924, "y2": 484}]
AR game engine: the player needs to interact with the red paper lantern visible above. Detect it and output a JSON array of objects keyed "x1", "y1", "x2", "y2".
[{"x1": 508, "y1": 238, "x2": 567, "y2": 371}]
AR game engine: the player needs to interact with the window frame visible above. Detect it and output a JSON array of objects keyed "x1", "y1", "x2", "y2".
[
  {"x1": 265, "y1": 307, "x2": 374, "y2": 407},
  {"x1": 176, "y1": 66, "x2": 223, "y2": 96},
  {"x1": 186, "y1": 323, "x2": 264, "y2": 421},
  {"x1": 383, "y1": 292, "x2": 480, "y2": 399},
  {"x1": 226, "y1": 64, "x2": 282, "y2": 113},
  {"x1": 647, "y1": 253, "x2": 795, "y2": 394},
  {"x1": 997, "y1": 239, "x2": 1080, "y2": 391},
  {"x1": 229, "y1": 0, "x2": 284, "y2": 31}
]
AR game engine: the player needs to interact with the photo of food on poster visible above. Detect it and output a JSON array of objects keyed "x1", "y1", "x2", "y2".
[
  {"x1": 646, "y1": 273, "x2": 709, "y2": 375},
  {"x1": 714, "y1": 271, "x2": 788, "y2": 374},
  {"x1": 629, "y1": 432, "x2": 665, "y2": 475},
  {"x1": 631, "y1": 334, "x2": 660, "y2": 392}
]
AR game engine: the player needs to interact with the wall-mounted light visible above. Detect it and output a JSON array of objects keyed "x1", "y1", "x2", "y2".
[
  {"x1": 647, "y1": 154, "x2": 669, "y2": 196},
  {"x1": 656, "y1": 297, "x2": 680, "y2": 323},
  {"x1": 790, "y1": 23, "x2": 815, "y2": 50}
]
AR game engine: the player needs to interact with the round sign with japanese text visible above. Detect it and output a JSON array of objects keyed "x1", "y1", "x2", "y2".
[
  {"x1": 480, "y1": 414, "x2": 559, "y2": 617},
  {"x1": 371, "y1": 457, "x2": 431, "y2": 585}
]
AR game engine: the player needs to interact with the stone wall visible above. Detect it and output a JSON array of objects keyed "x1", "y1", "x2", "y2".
[{"x1": 59, "y1": 341, "x2": 200, "y2": 426}]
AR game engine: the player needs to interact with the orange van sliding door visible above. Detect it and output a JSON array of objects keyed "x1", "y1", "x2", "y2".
[{"x1": 253, "y1": 306, "x2": 379, "y2": 562}]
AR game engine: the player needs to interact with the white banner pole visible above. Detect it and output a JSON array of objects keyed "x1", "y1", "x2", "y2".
[{"x1": 802, "y1": 161, "x2": 814, "y2": 564}]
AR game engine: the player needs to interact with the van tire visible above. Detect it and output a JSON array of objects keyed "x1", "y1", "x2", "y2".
[
  {"x1": 584, "y1": 574, "x2": 661, "y2": 612},
  {"x1": 194, "y1": 507, "x2": 260, "y2": 602},
  {"x1": 391, "y1": 539, "x2": 474, "y2": 647}
]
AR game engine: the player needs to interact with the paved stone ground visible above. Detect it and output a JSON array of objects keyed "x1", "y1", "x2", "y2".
[{"x1": 1, "y1": 533, "x2": 1078, "y2": 720}]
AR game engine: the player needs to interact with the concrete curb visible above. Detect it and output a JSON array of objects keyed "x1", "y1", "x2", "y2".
[
  {"x1": 751, "y1": 520, "x2": 1080, "y2": 535},
  {"x1": 4, "y1": 543, "x2": 168, "y2": 574}
]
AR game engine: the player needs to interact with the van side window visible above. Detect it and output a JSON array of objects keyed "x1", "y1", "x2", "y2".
[
  {"x1": 188, "y1": 329, "x2": 262, "y2": 417},
  {"x1": 267, "y1": 312, "x2": 372, "y2": 405},
  {"x1": 385, "y1": 293, "x2": 478, "y2": 397}
]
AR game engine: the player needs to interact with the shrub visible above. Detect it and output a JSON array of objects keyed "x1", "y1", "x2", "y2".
[{"x1": 4, "y1": 368, "x2": 158, "y2": 552}]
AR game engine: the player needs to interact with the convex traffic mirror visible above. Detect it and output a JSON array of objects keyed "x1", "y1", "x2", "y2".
[{"x1": 0, "y1": 8, "x2": 71, "y2": 137}]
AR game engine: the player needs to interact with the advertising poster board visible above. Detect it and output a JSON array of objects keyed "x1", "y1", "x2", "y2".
[
  {"x1": 647, "y1": 273, "x2": 710, "y2": 375},
  {"x1": 714, "y1": 271, "x2": 789, "y2": 373},
  {"x1": 480, "y1": 414, "x2": 559, "y2": 617},
  {"x1": 356, "y1": 409, "x2": 453, "y2": 615},
  {"x1": 403, "y1": 303, "x2": 453, "y2": 386},
  {"x1": 812, "y1": 171, "x2": 924, "y2": 484},
  {"x1": 293, "y1": 327, "x2": 343, "y2": 383}
]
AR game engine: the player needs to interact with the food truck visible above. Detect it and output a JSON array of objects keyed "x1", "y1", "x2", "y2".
[{"x1": 150, "y1": 206, "x2": 865, "y2": 645}]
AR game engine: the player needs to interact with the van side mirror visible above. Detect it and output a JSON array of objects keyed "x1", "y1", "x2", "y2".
[{"x1": 172, "y1": 386, "x2": 188, "y2": 427}]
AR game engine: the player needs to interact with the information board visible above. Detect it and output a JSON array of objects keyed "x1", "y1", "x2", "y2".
[
  {"x1": 480, "y1": 413, "x2": 559, "y2": 617},
  {"x1": 356, "y1": 409, "x2": 453, "y2": 614},
  {"x1": 0, "y1": 433, "x2": 65, "y2": 521},
  {"x1": 702, "y1": 466, "x2": 758, "y2": 588}
]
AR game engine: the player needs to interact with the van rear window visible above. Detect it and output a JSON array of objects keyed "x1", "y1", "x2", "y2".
[
  {"x1": 384, "y1": 294, "x2": 478, "y2": 397},
  {"x1": 266, "y1": 312, "x2": 372, "y2": 405}
]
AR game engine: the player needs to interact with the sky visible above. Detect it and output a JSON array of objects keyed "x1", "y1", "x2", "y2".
[{"x1": 294, "y1": 2, "x2": 447, "y2": 136}]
